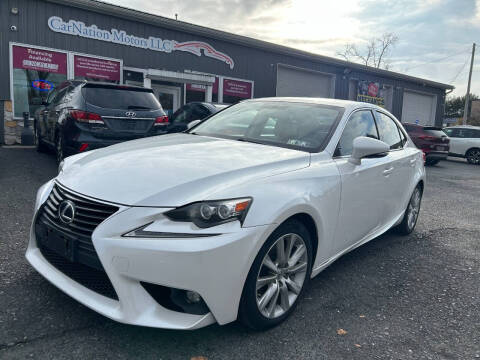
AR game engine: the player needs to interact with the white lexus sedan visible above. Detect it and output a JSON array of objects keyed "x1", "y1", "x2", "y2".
[{"x1": 26, "y1": 98, "x2": 425, "y2": 330}]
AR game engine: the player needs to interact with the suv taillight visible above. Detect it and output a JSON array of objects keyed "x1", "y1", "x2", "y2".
[
  {"x1": 154, "y1": 115, "x2": 169, "y2": 126},
  {"x1": 70, "y1": 110, "x2": 104, "y2": 124}
]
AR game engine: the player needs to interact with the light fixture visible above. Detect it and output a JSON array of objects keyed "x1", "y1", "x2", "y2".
[{"x1": 11, "y1": 7, "x2": 19, "y2": 15}]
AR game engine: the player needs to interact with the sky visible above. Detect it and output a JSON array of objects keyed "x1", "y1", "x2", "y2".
[{"x1": 106, "y1": 0, "x2": 480, "y2": 97}]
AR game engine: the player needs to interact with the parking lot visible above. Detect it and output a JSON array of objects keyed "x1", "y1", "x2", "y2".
[{"x1": 0, "y1": 148, "x2": 478, "y2": 360}]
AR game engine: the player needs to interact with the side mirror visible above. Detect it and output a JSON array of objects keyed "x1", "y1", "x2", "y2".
[
  {"x1": 348, "y1": 136, "x2": 389, "y2": 165},
  {"x1": 187, "y1": 119, "x2": 202, "y2": 130}
]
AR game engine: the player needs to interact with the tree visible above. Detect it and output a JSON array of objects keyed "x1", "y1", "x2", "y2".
[
  {"x1": 337, "y1": 33, "x2": 399, "y2": 70},
  {"x1": 445, "y1": 94, "x2": 479, "y2": 118}
]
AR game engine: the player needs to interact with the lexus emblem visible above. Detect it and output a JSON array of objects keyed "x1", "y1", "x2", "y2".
[
  {"x1": 125, "y1": 111, "x2": 136, "y2": 117},
  {"x1": 58, "y1": 200, "x2": 76, "y2": 224}
]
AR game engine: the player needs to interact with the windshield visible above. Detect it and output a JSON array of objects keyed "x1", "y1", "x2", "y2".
[
  {"x1": 190, "y1": 101, "x2": 344, "y2": 152},
  {"x1": 82, "y1": 86, "x2": 162, "y2": 110}
]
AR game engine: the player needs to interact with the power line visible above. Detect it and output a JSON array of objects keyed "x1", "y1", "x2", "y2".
[
  {"x1": 448, "y1": 56, "x2": 469, "y2": 84},
  {"x1": 403, "y1": 48, "x2": 470, "y2": 72}
]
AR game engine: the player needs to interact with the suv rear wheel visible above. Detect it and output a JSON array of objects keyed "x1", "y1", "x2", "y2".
[{"x1": 466, "y1": 148, "x2": 480, "y2": 165}]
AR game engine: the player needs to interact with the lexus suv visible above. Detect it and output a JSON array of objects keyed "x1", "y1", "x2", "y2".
[
  {"x1": 34, "y1": 81, "x2": 169, "y2": 162},
  {"x1": 403, "y1": 123, "x2": 450, "y2": 165},
  {"x1": 27, "y1": 98, "x2": 425, "y2": 330}
]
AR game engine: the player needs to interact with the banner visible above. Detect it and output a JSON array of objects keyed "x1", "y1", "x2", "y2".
[
  {"x1": 223, "y1": 78, "x2": 252, "y2": 98},
  {"x1": 74, "y1": 55, "x2": 121, "y2": 81},
  {"x1": 357, "y1": 80, "x2": 385, "y2": 106},
  {"x1": 12, "y1": 45, "x2": 67, "y2": 74}
]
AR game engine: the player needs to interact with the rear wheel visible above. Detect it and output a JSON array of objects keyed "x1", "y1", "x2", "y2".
[
  {"x1": 466, "y1": 148, "x2": 480, "y2": 165},
  {"x1": 396, "y1": 185, "x2": 423, "y2": 235},
  {"x1": 238, "y1": 219, "x2": 312, "y2": 330}
]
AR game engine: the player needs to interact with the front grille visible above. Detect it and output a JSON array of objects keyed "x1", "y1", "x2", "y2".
[
  {"x1": 40, "y1": 246, "x2": 118, "y2": 300},
  {"x1": 36, "y1": 183, "x2": 119, "y2": 300}
]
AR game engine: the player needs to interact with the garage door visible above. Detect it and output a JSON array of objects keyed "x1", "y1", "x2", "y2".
[
  {"x1": 276, "y1": 65, "x2": 334, "y2": 98},
  {"x1": 401, "y1": 91, "x2": 437, "y2": 125}
]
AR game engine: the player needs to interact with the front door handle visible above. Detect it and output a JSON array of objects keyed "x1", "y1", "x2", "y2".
[{"x1": 383, "y1": 167, "x2": 394, "y2": 176}]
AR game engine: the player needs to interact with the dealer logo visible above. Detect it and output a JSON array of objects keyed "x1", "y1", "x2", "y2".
[
  {"x1": 58, "y1": 200, "x2": 76, "y2": 224},
  {"x1": 125, "y1": 111, "x2": 136, "y2": 117}
]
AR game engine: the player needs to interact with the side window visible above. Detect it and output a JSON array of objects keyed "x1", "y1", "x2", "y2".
[
  {"x1": 191, "y1": 105, "x2": 211, "y2": 120},
  {"x1": 472, "y1": 130, "x2": 480, "y2": 138},
  {"x1": 444, "y1": 128, "x2": 459, "y2": 137},
  {"x1": 51, "y1": 88, "x2": 68, "y2": 106},
  {"x1": 335, "y1": 110, "x2": 379, "y2": 156},
  {"x1": 171, "y1": 105, "x2": 191, "y2": 124},
  {"x1": 375, "y1": 112, "x2": 402, "y2": 149}
]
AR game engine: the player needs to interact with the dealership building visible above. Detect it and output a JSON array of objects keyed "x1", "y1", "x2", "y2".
[{"x1": 1, "y1": 0, "x2": 453, "y2": 145}]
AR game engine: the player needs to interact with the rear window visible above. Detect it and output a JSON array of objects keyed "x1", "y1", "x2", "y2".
[{"x1": 82, "y1": 86, "x2": 161, "y2": 110}]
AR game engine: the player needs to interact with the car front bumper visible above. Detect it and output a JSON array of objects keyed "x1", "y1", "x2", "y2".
[{"x1": 26, "y1": 180, "x2": 272, "y2": 329}]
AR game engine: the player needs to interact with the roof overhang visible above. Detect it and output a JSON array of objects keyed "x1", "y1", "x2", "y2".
[{"x1": 145, "y1": 69, "x2": 215, "y2": 84}]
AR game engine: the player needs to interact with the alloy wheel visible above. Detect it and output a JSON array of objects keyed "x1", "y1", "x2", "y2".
[
  {"x1": 467, "y1": 149, "x2": 480, "y2": 164},
  {"x1": 407, "y1": 188, "x2": 421, "y2": 230},
  {"x1": 256, "y1": 233, "x2": 308, "y2": 319}
]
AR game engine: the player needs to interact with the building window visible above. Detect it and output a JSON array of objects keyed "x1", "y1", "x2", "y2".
[
  {"x1": 11, "y1": 45, "x2": 67, "y2": 118},
  {"x1": 222, "y1": 78, "x2": 253, "y2": 104},
  {"x1": 185, "y1": 77, "x2": 219, "y2": 103}
]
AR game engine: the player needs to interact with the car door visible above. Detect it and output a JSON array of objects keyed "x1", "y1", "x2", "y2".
[
  {"x1": 332, "y1": 109, "x2": 392, "y2": 254},
  {"x1": 46, "y1": 87, "x2": 69, "y2": 142},
  {"x1": 375, "y1": 111, "x2": 418, "y2": 222},
  {"x1": 443, "y1": 128, "x2": 462, "y2": 155}
]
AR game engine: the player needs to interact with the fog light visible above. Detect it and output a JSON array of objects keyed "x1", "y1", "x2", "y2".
[{"x1": 185, "y1": 290, "x2": 201, "y2": 303}]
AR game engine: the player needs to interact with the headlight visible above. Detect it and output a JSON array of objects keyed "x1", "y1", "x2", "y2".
[
  {"x1": 58, "y1": 160, "x2": 65, "y2": 174},
  {"x1": 164, "y1": 198, "x2": 252, "y2": 228}
]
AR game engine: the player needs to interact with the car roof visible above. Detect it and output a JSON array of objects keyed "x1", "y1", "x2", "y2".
[{"x1": 246, "y1": 97, "x2": 386, "y2": 112}]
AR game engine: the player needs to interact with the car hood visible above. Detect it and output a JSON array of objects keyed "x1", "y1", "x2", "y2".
[{"x1": 57, "y1": 133, "x2": 310, "y2": 206}]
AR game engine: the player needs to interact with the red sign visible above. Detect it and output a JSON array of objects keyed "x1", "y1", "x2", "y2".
[
  {"x1": 74, "y1": 55, "x2": 121, "y2": 81},
  {"x1": 12, "y1": 45, "x2": 67, "y2": 74},
  {"x1": 186, "y1": 77, "x2": 219, "y2": 94},
  {"x1": 367, "y1": 83, "x2": 379, "y2": 97},
  {"x1": 223, "y1": 78, "x2": 252, "y2": 98}
]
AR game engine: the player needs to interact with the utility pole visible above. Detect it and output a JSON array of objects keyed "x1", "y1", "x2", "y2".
[{"x1": 463, "y1": 43, "x2": 476, "y2": 125}]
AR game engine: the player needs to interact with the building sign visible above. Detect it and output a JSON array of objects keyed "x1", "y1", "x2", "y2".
[
  {"x1": 74, "y1": 55, "x2": 121, "y2": 81},
  {"x1": 186, "y1": 77, "x2": 219, "y2": 93},
  {"x1": 223, "y1": 78, "x2": 252, "y2": 98},
  {"x1": 48, "y1": 16, "x2": 235, "y2": 69},
  {"x1": 357, "y1": 80, "x2": 385, "y2": 106},
  {"x1": 12, "y1": 45, "x2": 67, "y2": 74}
]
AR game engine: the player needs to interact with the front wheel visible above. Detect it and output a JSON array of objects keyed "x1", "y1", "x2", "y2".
[
  {"x1": 425, "y1": 159, "x2": 439, "y2": 166},
  {"x1": 396, "y1": 185, "x2": 423, "y2": 235},
  {"x1": 238, "y1": 219, "x2": 312, "y2": 330},
  {"x1": 466, "y1": 148, "x2": 480, "y2": 165}
]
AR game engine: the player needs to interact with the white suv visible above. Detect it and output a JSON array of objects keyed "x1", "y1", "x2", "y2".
[{"x1": 443, "y1": 125, "x2": 480, "y2": 164}]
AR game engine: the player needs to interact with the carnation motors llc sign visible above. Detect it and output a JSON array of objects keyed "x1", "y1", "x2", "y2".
[{"x1": 48, "y1": 16, "x2": 235, "y2": 69}]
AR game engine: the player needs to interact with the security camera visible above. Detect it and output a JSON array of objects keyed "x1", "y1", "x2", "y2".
[{"x1": 10, "y1": 25, "x2": 17, "y2": 31}]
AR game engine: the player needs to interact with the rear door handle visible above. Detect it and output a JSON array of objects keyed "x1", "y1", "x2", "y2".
[{"x1": 383, "y1": 167, "x2": 394, "y2": 176}]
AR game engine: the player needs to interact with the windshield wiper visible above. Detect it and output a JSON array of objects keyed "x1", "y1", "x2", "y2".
[{"x1": 234, "y1": 137, "x2": 263, "y2": 144}]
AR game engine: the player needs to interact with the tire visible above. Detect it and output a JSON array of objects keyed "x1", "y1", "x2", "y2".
[
  {"x1": 396, "y1": 185, "x2": 423, "y2": 235},
  {"x1": 55, "y1": 132, "x2": 65, "y2": 164},
  {"x1": 238, "y1": 219, "x2": 313, "y2": 330},
  {"x1": 35, "y1": 124, "x2": 48, "y2": 153},
  {"x1": 466, "y1": 148, "x2": 480, "y2": 165},
  {"x1": 425, "y1": 159, "x2": 439, "y2": 166}
]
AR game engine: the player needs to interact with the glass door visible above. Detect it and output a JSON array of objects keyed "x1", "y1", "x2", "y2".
[{"x1": 152, "y1": 85, "x2": 181, "y2": 117}]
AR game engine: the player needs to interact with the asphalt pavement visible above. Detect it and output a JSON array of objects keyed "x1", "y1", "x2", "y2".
[{"x1": 0, "y1": 147, "x2": 479, "y2": 360}]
